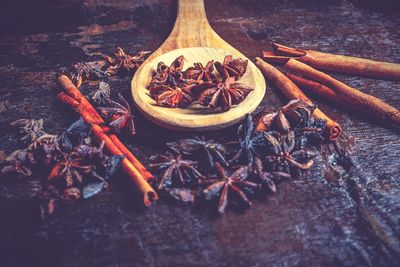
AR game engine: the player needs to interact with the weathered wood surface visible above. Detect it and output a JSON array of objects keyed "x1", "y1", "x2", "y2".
[{"x1": 0, "y1": 0, "x2": 399, "y2": 266}]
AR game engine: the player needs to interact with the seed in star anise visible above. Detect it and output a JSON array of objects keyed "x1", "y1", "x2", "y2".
[
  {"x1": 196, "y1": 77, "x2": 253, "y2": 111},
  {"x1": 103, "y1": 47, "x2": 150, "y2": 76},
  {"x1": 215, "y1": 55, "x2": 248, "y2": 80},
  {"x1": 200, "y1": 162, "x2": 260, "y2": 214},
  {"x1": 97, "y1": 93, "x2": 136, "y2": 136}
]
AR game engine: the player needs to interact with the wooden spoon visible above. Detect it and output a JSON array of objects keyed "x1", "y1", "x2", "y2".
[{"x1": 131, "y1": 0, "x2": 266, "y2": 131}]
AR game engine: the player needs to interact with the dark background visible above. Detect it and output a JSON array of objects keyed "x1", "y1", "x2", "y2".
[{"x1": 0, "y1": 0, "x2": 400, "y2": 266}]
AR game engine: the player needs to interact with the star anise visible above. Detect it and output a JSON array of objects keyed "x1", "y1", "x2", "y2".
[
  {"x1": 256, "y1": 99, "x2": 316, "y2": 133},
  {"x1": 47, "y1": 151, "x2": 93, "y2": 187},
  {"x1": 150, "y1": 55, "x2": 185, "y2": 88},
  {"x1": 71, "y1": 61, "x2": 106, "y2": 88},
  {"x1": 1, "y1": 149, "x2": 33, "y2": 177},
  {"x1": 215, "y1": 55, "x2": 248, "y2": 80},
  {"x1": 200, "y1": 162, "x2": 260, "y2": 214},
  {"x1": 97, "y1": 93, "x2": 136, "y2": 136},
  {"x1": 150, "y1": 85, "x2": 194, "y2": 108},
  {"x1": 183, "y1": 60, "x2": 216, "y2": 83},
  {"x1": 167, "y1": 136, "x2": 229, "y2": 167},
  {"x1": 264, "y1": 131, "x2": 317, "y2": 172},
  {"x1": 103, "y1": 47, "x2": 150, "y2": 76},
  {"x1": 149, "y1": 153, "x2": 203, "y2": 190},
  {"x1": 196, "y1": 77, "x2": 253, "y2": 111},
  {"x1": 230, "y1": 114, "x2": 270, "y2": 165},
  {"x1": 253, "y1": 157, "x2": 290, "y2": 193}
]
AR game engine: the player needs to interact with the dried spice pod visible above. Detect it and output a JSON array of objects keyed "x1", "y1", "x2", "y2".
[
  {"x1": 150, "y1": 153, "x2": 203, "y2": 190},
  {"x1": 97, "y1": 93, "x2": 136, "y2": 136},
  {"x1": 183, "y1": 61, "x2": 216, "y2": 83},
  {"x1": 10, "y1": 119, "x2": 47, "y2": 144},
  {"x1": 89, "y1": 81, "x2": 111, "y2": 106},
  {"x1": 215, "y1": 55, "x2": 248, "y2": 80},
  {"x1": 103, "y1": 47, "x2": 150, "y2": 76},
  {"x1": 71, "y1": 61, "x2": 107, "y2": 88},
  {"x1": 200, "y1": 162, "x2": 260, "y2": 214},
  {"x1": 196, "y1": 77, "x2": 253, "y2": 111},
  {"x1": 167, "y1": 136, "x2": 229, "y2": 167},
  {"x1": 152, "y1": 85, "x2": 194, "y2": 108}
]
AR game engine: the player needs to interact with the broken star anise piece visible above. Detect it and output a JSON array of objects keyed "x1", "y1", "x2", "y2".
[
  {"x1": 215, "y1": 55, "x2": 248, "y2": 80},
  {"x1": 183, "y1": 61, "x2": 216, "y2": 83},
  {"x1": 97, "y1": 93, "x2": 136, "y2": 136},
  {"x1": 264, "y1": 131, "x2": 318, "y2": 172},
  {"x1": 103, "y1": 47, "x2": 150, "y2": 76},
  {"x1": 256, "y1": 99, "x2": 316, "y2": 133},
  {"x1": 197, "y1": 77, "x2": 253, "y2": 111},
  {"x1": 200, "y1": 162, "x2": 260, "y2": 214},
  {"x1": 149, "y1": 153, "x2": 203, "y2": 190},
  {"x1": 230, "y1": 114, "x2": 270, "y2": 165},
  {"x1": 47, "y1": 151, "x2": 93, "y2": 188},
  {"x1": 167, "y1": 136, "x2": 229, "y2": 167},
  {"x1": 71, "y1": 61, "x2": 106, "y2": 88}
]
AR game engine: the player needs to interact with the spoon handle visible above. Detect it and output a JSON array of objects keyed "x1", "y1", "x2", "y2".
[{"x1": 162, "y1": 0, "x2": 221, "y2": 50}]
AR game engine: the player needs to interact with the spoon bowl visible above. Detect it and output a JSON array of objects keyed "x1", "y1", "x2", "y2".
[{"x1": 131, "y1": 0, "x2": 266, "y2": 131}]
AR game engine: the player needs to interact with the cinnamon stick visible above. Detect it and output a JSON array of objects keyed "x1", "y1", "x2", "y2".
[
  {"x1": 284, "y1": 59, "x2": 400, "y2": 127},
  {"x1": 263, "y1": 43, "x2": 400, "y2": 80},
  {"x1": 57, "y1": 75, "x2": 154, "y2": 181},
  {"x1": 255, "y1": 57, "x2": 342, "y2": 140}
]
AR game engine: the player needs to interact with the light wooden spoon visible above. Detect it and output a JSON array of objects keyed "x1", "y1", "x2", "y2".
[{"x1": 131, "y1": 0, "x2": 266, "y2": 131}]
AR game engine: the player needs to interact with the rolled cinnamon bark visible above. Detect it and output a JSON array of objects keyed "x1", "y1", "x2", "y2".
[
  {"x1": 263, "y1": 43, "x2": 400, "y2": 80},
  {"x1": 284, "y1": 59, "x2": 400, "y2": 127},
  {"x1": 255, "y1": 57, "x2": 342, "y2": 140}
]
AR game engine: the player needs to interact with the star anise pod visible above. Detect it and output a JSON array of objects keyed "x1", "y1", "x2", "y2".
[
  {"x1": 97, "y1": 93, "x2": 136, "y2": 136},
  {"x1": 103, "y1": 47, "x2": 150, "y2": 76},
  {"x1": 10, "y1": 119, "x2": 47, "y2": 144},
  {"x1": 1, "y1": 149, "x2": 33, "y2": 177},
  {"x1": 149, "y1": 55, "x2": 185, "y2": 88},
  {"x1": 253, "y1": 157, "x2": 290, "y2": 193},
  {"x1": 230, "y1": 114, "x2": 270, "y2": 165},
  {"x1": 215, "y1": 55, "x2": 248, "y2": 80},
  {"x1": 149, "y1": 153, "x2": 203, "y2": 190},
  {"x1": 71, "y1": 61, "x2": 106, "y2": 88},
  {"x1": 256, "y1": 99, "x2": 316, "y2": 133},
  {"x1": 200, "y1": 162, "x2": 260, "y2": 214},
  {"x1": 264, "y1": 131, "x2": 317, "y2": 172},
  {"x1": 183, "y1": 60, "x2": 216, "y2": 83},
  {"x1": 197, "y1": 77, "x2": 253, "y2": 111},
  {"x1": 150, "y1": 85, "x2": 194, "y2": 108},
  {"x1": 167, "y1": 136, "x2": 229, "y2": 167},
  {"x1": 47, "y1": 151, "x2": 93, "y2": 187}
]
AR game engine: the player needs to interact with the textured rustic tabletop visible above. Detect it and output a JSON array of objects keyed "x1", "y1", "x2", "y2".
[{"x1": 0, "y1": 0, "x2": 399, "y2": 266}]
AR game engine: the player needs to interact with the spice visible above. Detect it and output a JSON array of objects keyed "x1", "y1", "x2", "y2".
[
  {"x1": 71, "y1": 60, "x2": 107, "y2": 88},
  {"x1": 166, "y1": 136, "x2": 229, "y2": 167},
  {"x1": 103, "y1": 47, "x2": 150, "y2": 76},
  {"x1": 284, "y1": 59, "x2": 400, "y2": 127},
  {"x1": 97, "y1": 93, "x2": 136, "y2": 136},
  {"x1": 263, "y1": 43, "x2": 400, "y2": 80},
  {"x1": 148, "y1": 55, "x2": 253, "y2": 111},
  {"x1": 255, "y1": 57, "x2": 342, "y2": 141},
  {"x1": 200, "y1": 162, "x2": 260, "y2": 215},
  {"x1": 57, "y1": 75, "x2": 157, "y2": 206},
  {"x1": 149, "y1": 153, "x2": 203, "y2": 190}
]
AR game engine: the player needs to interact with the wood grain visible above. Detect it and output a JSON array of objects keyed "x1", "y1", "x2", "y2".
[{"x1": 131, "y1": 0, "x2": 266, "y2": 130}]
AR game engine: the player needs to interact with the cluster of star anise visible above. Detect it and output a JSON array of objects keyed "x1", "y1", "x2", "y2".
[
  {"x1": 148, "y1": 55, "x2": 253, "y2": 111},
  {"x1": 1, "y1": 118, "x2": 123, "y2": 217},
  {"x1": 149, "y1": 99, "x2": 327, "y2": 214},
  {"x1": 70, "y1": 47, "x2": 150, "y2": 87}
]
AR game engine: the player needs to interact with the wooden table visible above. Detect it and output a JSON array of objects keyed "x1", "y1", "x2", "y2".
[{"x1": 0, "y1": 0, "x2": 399, "y2": 266}]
